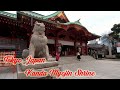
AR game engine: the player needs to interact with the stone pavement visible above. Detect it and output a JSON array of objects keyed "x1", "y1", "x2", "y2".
[
  {"x1": 58, "y1": 56, "x2": 120, "y2": 79},
  {"x1": 0, "y1": 67, "x2": 17, "y2": 79},
  {"x1": 0, "y1": 55, "x2": 120, "y2": 79}
]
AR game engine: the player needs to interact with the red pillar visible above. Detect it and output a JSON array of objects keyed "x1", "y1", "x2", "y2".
[
  {"x1": 81, "y1": 41, "x2": 88, "y2": 55},
  {"x1": 85, "y1": 42, "x2": 88, "y2": 55},
  {"x1": 79, "y1": 42, "x2": 82, "y2": 54},
  {"x1": 74, "y1": 42, "x2": 76, "y2": 55},
  {"x1": 80, "y1": 41, "x2": 84, "y2": 55},
  {"x1": 55, "y1": 37, "x2": 58, "y2": 55}
]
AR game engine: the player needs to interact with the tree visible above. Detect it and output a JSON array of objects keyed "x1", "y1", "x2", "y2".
[
  {"x1": 111, "y1": 24, "x2": 120, "y2": 41},
  {"x1": 100, "y1": 34, "x2": 116, "y2": 56}
]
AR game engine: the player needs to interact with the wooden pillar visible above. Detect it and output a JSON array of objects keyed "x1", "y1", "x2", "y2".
[
  {"x1": 80, "y1": 36, "x2": 83, "y2": 55},
  {"x1": 79, "y1": 41, "x2": 82, "y2": 55},
  {"x1": 85, "y1": 42, "x2": 88, "y2": 55},
  {"x1": 80, "y1": 41, "x2": 83, "y2": 55},
  {"x1": 81, "y1": 41, "x2": 84, "y2": 55},
  {"x1": 55, "y1": 29, "x2": 59, "y2": 55},
  {"x1": 55, "y1": 37, "x2": 58, "y2": 54},
  {"x1": 74, "y1": 36, "x2": 78, "y2": 56},
  {"x1": 74, "y1": 41, "x2": 76, "y2": 55}
]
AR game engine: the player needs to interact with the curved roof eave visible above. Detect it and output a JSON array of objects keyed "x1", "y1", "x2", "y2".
[
  {"x1": 59, "y1": 19, "x2": 82, "y2": 26},
  {"x1": 42, "y1": 11, "x2": 70, "y2": 22},
  {"x1": 88, "y1": 31, "x2": 101, "y2": 38},
  {"x1": 42, "y1": 11, "x2": 63, "y2": 19},
  {"x1": 0, "y1": 11, "x2": 17, "y2": 19},
  {"x1": 57, "y1": 20, "x2": 100, "y2": 39},
  {"x1": 19, "y1": 11, "x2": 45, "y2": 19},
  {"x1": 58, "y1": 19, "x2": 89, "y2": 34}
]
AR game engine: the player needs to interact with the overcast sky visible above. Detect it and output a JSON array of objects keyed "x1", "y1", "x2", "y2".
[{"x1": 6, "y1": 11, "x2": 120, "y2": 36}]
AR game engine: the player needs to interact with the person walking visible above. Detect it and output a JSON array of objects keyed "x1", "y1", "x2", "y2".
[
  {"x1": 77, "y1": 52, "x2": 81, "y2": 61},
  {"x1": 56, "y1": 52, "x2": 60, "y2": 61}
]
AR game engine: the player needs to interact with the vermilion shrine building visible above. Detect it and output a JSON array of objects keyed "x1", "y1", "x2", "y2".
[{"x1": 0, "y1": 11, "x2": 100, "y2": 58}]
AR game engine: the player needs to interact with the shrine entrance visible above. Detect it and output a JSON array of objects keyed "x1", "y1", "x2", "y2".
[
  {"x1": 61, "y1": 45, "x2": 74, "y2": 56},
  {"x1": 47, "y1": 44, "x2": 55, "y2": 56}
]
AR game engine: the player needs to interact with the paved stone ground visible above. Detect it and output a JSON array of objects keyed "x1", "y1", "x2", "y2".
[
  {"x1": 0, "y1": 67, "x2": 17, "y2": 79},
  {"x1": 0, "y1": 56, "x2": 120, "y2": 79},
  {"x1": 58, "y1": 56, "x2": 120, "y2": 79}
]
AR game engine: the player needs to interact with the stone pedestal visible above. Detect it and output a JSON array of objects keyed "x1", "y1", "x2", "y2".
[
  {"x1": 17, "y1": 63, "x2": 61, "y2": 79},
  {"x1": 105, "y1": 55, "x2": 116, "y2": 59},
  {"x1": 17, "y1": 22, "x2": 62, "y2": 79}
]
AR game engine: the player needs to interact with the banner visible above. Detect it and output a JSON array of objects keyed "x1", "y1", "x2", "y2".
[{"x1": 117, "y1": 47, "x2": 120, "y2": 53}]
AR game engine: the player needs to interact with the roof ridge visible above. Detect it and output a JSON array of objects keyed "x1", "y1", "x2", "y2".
[
  {"x1": 0, "y1": 11, "x2": 17, "y2": 18},
  {"x1": 2, "y1": 11, "x2": 16, "y2": 15},
  {"x1": 58, "y1": 19, "x2": 83, "y2": 26},
  {"x1": 0, "y1": 11, "x2": 16, "y2": 15},
  {"x1": 43, "y1": 11, "x2": 63, "y2": 19},
  {"x1": 19, "y1": 11, "x2": 44, "y2": 18},
  {"x1": 30, "y1": 11, "x2": 45, "y2": 17},
  {"x1": 75, "y1": 19, "x2": 80, "y2": 23}
]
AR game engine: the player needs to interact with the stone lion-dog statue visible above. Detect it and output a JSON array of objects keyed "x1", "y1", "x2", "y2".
[
  {"x1": 29, "y1": 21, "x2": 49, "y2": 60},
  {"x1": 17, "y1": 21, "x2": 61, "y2": 79}
]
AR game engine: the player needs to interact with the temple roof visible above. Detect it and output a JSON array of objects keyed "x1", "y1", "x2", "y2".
[
  {"x1": 18, "y1": 11, "x2": 64, "y2": 19},
  {"x1": 88, "y1": 32, "x2": 101, "y2": 37},
  {"x1": 0, "y1": 11, "x2": 82, "y2": 26},
  {"x1": 19, "y1": 11, "x2": 44, "y2": 19},
  {"x1": 42, "y1": 11, "x2": 69, "y2": 22},
  {"x1": 42, "y1": 11, "x2": 62, "y2": 19},
  {"x1": 18, "y1": 11, "x2": 69, "y2": 22},
  {"x1": 0, "y1": 11, "x2": 17, "y2": 19},
  {"x1": 60, "y1": 19, "x2": 82, "y2": 26},
  {"x1": 0, "y1": 11, "x2": 100, "y2": 39}
]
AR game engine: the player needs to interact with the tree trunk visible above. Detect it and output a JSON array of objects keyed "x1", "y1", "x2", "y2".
[{"x1": 108, "y1": 42, "x2": 112, "y2": 56}]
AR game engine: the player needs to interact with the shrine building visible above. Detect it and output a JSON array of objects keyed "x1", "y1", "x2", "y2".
[{"x1": 0, "y1": 11, "x2": 100, "y2": 58}]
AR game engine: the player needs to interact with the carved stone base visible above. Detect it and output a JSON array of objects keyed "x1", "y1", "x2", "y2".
[
  {"x1": 20, "y1": 61, "x2": 59, "y2": 71},
  {"x1": 17, "y1": 58, "x2": 61, "y2": 79},
  {"x1": 17, "y1": 64, "x2": 61, "y2": 79},
  {"x1": 105, "y1": 55, "x2": 116, "y2": 59}
]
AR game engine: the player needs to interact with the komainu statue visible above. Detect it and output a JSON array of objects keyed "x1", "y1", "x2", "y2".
[
  {"x1": 17, "y1": 21, "x2": 61, "y2": 79},
  {"x1": 29, "y1": 21, "x2": 49, "y2": 60}
]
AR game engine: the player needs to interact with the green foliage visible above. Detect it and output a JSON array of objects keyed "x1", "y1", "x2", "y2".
[
  {"x1": 112, "y1": 34, "x2": 119, "y2": 40},
  {"x1": 111, "y1": 24, "x2": 120, "y2": 33},
  {"x1": 111, "y1": 24, "x2": 120, "y2": 40}
]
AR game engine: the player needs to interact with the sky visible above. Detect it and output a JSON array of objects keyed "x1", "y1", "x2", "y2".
[{"x1": 5, "y1": 11, "x2": 120, "y2": 36}]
